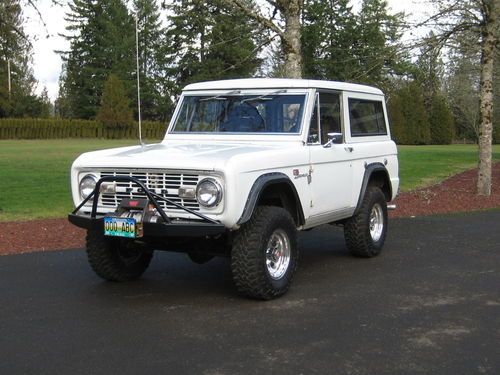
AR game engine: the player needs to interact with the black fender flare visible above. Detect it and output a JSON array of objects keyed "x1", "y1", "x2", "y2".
[
  {"x1": 237, "y1": 172, "x2": 305, "y2": 226},
  {"x1": 353, "y1": 162, "x2": 392, "y2": 215}
]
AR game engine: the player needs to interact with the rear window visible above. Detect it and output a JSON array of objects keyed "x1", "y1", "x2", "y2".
[{"x1": 349, "y1": 99, "x2": 387, "y2": 136}]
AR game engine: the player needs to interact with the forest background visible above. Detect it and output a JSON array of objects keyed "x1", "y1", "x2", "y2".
[{"x1": 0, "y1": 0, "x2": 498, "y2": 147}]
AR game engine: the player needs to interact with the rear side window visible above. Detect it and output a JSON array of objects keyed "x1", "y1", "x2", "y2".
[{"x1": 349, "y1": 99, "x2": 387, "y2": 136}]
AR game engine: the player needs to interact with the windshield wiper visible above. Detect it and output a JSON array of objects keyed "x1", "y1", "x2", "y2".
[
  {"x1": 199, "y1": 90, "x2": 241, "y2": 102},
  {"x1": 241, "y1": 89, "x2": 287, "y2": 103}
]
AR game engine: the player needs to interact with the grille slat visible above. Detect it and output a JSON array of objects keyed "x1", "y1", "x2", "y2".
[{"x1": 99, "y1": 171, "x2": 200, "y2": 211}]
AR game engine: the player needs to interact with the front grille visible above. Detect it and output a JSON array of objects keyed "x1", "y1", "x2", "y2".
[{"x1": 98, "y1": 170, "x2": 200, "y2": 211}]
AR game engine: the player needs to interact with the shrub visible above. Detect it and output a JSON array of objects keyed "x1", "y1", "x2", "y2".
[{"x1": 0, "y1": 118, "x2": 165, "y2": 140}]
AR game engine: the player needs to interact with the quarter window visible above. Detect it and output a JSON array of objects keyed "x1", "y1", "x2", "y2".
[{"x1": 348, "y1": 99, "x2": 387, "y2": 136}]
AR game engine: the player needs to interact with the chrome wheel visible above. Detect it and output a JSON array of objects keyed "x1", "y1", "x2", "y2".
[
  {"x1": 369, "y1": 203, "x2": 384, "y2": 242},
  {"x1": 265, "y1": 229, "x2": 291, "y2": 280}
]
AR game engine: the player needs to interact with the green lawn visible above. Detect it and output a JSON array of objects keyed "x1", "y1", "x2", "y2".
[
  {"x1": 398, "y1": 144, "x2": 500, "y2": 191},
  {"x1": 0, "y1": 139, "x2": 139, "y2": 222},
  {"x1": 0, "y1": 140, "x2": 499, "y2": 221}
]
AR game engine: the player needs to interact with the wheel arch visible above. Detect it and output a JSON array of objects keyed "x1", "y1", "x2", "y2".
[
  {"x1": 354, "y1": 163, "x2": 392, "y2": 215},
  {"x1": 237, "y1": 173, "x2": 305, "y2": 227}
]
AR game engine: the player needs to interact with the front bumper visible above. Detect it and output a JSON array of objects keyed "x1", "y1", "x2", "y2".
[
  {"x1": 68, "y1": 214, "x2": 226, "y2": 237},
  {"x1": 68, "y1": 176, "x2": 226, "y2": 238}
]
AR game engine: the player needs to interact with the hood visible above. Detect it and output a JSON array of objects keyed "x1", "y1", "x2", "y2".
[{"x1": 72, "y1": 140, "x2": 300, "y2": 171}]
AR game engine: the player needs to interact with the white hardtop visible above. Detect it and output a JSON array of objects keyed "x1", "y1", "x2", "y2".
[{"x1": 183, "y1": 78, "x2": 384, "y2": 96}]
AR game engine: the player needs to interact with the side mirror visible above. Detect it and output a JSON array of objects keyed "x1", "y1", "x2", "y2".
[{"x1": 323, "y1": 132, "x2": 343, "y2": 148}]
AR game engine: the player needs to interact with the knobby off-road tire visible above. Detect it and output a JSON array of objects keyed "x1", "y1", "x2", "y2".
[
  {"x1": 86, "y1": 229, "x2": 153, "y2": 281},
  {"x1": 231, "y1": 206, "x2": 298, "y2": 300},
  {"x1": 344, "y1": 186, "x2": 388, "y2": 257}
]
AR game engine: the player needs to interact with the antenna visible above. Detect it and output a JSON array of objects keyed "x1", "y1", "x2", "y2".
[{"x1": 135, "y1": 13, "x2": 144, "y2": 148}]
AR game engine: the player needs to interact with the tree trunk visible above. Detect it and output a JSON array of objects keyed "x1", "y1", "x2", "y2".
[
  {"x1": 477, "y1": 2, "x2": 498, "y2": 196},
  {"x1": 278, "y1": 0, "x2": 303, "y2": 78},
  {"x1": 221, "y1": 0, "x2": 303, "y2": 78}
]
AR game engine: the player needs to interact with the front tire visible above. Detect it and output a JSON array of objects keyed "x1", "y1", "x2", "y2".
[
  {"x1": 231, "y1": 206, "x2": 298, "y2": 300},
  {"x1": 86, "y1": 229, "x2": 153, "y2": 281},
  {"x1": 344, "y1": 186, "x2": 388, "y2": 257}
]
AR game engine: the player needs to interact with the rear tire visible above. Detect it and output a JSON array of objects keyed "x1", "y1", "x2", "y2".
[
  {"x1": 231, "y1": 206, "x2": 298, "y2": 300},
  {"x1": 86, "y1": 229, "x2": 153, "y2": 281},
  {"x1": 344, "y1": 186, "x2": 388, "y2": 257}
]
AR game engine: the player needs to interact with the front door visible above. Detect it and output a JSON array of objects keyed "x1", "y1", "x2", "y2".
[{"x1": 308, "y1": 91, "x2": 353, "y2": 220}]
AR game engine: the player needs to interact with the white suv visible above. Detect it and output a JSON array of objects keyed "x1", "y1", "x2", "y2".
[{"x1": 69, "y1": 78, "x2": 399, "y2": 299}]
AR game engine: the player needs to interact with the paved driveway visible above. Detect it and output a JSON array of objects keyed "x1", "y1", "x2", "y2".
[{"x1": 1, "y1": 211, "x2": 499, "y2": 374}]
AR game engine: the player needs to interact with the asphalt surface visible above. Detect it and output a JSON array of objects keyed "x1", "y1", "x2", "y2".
[{"x1": 1, "y1": 211, "x2": 499, "y2": 375}]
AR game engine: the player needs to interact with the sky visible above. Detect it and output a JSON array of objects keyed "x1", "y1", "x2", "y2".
[{"x1": 23, "y1": 0, "x2": 433, "y2": 102}]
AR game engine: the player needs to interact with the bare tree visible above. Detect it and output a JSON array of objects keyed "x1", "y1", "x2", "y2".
[
  {"x1": 477, "y1": 0, "x2": 499, "y2": 196},
  {"x1": 219, "y1": 0, "x2": 304, "y2": 78},
  {"x1": 423, "y1": 0, "x2": 499, "y2": 196}
]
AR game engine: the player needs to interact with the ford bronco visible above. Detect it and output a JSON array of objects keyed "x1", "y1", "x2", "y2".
[{"x1": 69, "y1": 78, "x2": 399, "y2": 299}]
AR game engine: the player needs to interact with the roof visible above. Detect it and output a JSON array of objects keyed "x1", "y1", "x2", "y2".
[{"x1": 183, "y1": 78, "x2": 384, "y2": 95}]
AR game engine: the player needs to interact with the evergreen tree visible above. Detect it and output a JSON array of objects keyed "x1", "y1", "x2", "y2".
[
  {"x1": 36, "y1": 87, "x2": 52, "y2": 118},
  {"x1": 429, "y1": 94, "x2": 454, "y2": 144},
  {"x1": 165, "y1": 0, "x2": 211, "y2": 96},
  {"x1": 54, "y1": 64, "x2": 73, "y2": 118},
  {"x1": 391, "y1": 81, "x2": 430, "y2": 145},
  {"x1": 414, "y1": 33, "x2": 454, "y2": 145},
  {"x1": 60, "y1": 0, "x2": 135, "y2": 119},
  {"x1": 416, "y1": 33, "x2": 443, "y2": 108},
  {"x1": 301, "y1": 0, "x2": 326, "y2": 79},
  {"x1": 387, "y1": 91, "x2": 407, "y2": 144},
  {"x1": 96, "y1": 73, "x2": 134, "y2": 128},
  {"x1": 133, "y1": 0, "x2": 172, "y2": 121},
  {"x1": 165, "y1": 0, "x2": 262, "y2": 97},
  {"x1": 202, "y1": 6, "x2": 263, "y2": 79},
  {"x1": 0, "y1": 0, "x2": 38, "y2": 117},
  {"x1": 405, "y1": 81, "x2": 430, "y2": 145},
  {"x1": 302, "y1": 0, "x2": 358, "y2": 81},
  {"x1": 352, "y1": 0, "x2": 406, "y2": 87},
  {"x1": 445, "y1": 48, "x2": 481, "y2": 143}
]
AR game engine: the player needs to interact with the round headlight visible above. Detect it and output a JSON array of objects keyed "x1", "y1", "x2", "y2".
[
  {"x1": 196, "y1": 178, "x2": 222, "y2": 207},
  {"x1": 80, "y1": 174, "x2": 97, "y2": 199}
]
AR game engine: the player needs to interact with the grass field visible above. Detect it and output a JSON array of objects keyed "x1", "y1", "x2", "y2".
[
  {"x1": 0, "y1": 140, "x2": 499, "y2": 222},
  {"x1": 0, "y1": 139, "x2": 138, "y2": 222},
  {"x1": 398, "y1": 145, "x2": 500, "y2": 191}
]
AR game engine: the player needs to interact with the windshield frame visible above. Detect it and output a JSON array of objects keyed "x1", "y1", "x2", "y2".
[{"x1": 165, "y1": 89, "x2": 311, "y2": 141}]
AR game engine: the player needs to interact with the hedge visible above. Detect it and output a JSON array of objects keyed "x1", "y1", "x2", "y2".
[{"x1": 0, "y1": 118, "x2": 166, "y2": 140}]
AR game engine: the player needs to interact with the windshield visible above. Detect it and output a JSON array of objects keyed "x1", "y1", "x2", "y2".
[{"x1": 171, "y1": 93, "x2": 306, "y2": 134}]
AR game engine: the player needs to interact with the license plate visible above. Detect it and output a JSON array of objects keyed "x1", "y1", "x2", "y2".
[{"x1": 104, "y1": 217, "x2": 136, "y2": 238}]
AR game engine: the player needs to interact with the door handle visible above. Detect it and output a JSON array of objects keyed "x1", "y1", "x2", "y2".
[{"x1": 345, "y1": 146, "x2": 354, "y2": 153}]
